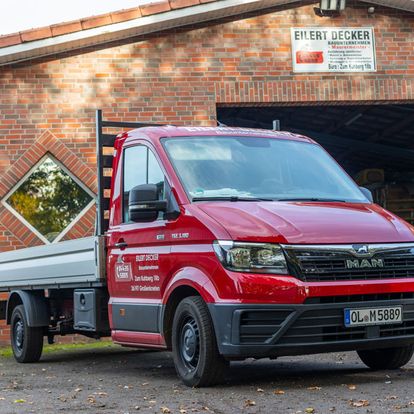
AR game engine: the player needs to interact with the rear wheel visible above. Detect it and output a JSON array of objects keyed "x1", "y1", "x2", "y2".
[
  {"x1": 10, "y1": 305, "x2": 44, "y2": 363},
  {"x1": 357, "y1": 345, "x2": 414, "y2": 370},
  {"x1": 172, "y1": 296, "x2": 227, "y2": 387}
]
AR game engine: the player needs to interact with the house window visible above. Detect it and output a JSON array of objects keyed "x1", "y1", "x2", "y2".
[{"x1": 2, "y1": 155, "x2": 95, "y2": 243}]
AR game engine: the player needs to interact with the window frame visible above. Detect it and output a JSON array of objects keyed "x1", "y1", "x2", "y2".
[
  {"x1": 121, "y1": 143, "x2": 167, "y2": 224},
  {"x1": 1, "y1": 153, "x2": 96, "y2": 244}
]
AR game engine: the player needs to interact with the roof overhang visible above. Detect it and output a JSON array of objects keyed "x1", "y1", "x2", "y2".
[
  {"x1": 0, "y1": 0, "x2": 299, "y2": 66},
  {"x1": 0, "y1": 0, "x2": 412, "y2": 67}
]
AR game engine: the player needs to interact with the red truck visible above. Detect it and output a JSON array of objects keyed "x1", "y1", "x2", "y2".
[{"x1": 1, "y1": 110, "x2": 414, "y2": 387}]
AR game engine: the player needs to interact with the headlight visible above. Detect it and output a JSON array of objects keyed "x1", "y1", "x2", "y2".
[{"x1": 213, "y1": 240, "x2": 288, "y2": 274}]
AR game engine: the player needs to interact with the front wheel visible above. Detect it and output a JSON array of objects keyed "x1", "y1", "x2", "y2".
[
  {"x1": 10, "y1": 305, "x2": 44, "y2": 363},
  {"x1": 357, "y1": 345, "x2": 414, "y2": 370},
  {"x1": 172, "y1": 296, "x2": 228, "y2": 387}
]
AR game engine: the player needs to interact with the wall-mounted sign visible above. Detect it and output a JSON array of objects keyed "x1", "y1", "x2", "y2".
[{"x1": 291, "y1": 28, "x2": 376, "y2": 73}]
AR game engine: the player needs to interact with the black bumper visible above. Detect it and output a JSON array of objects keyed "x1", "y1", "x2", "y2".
[{"x1": 208, "y1": 299, "x2": 414, "y2": 359}]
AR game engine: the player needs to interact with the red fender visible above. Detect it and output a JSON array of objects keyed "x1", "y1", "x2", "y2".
[{"x1": 163, "y1": 266, "x2": 220, "y2": 305}]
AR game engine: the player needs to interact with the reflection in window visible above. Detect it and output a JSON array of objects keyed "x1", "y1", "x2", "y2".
[
  {"x1": 5, "y1": 157, "x2": 93, "y2": 242},
  {"x1": 123, "y1": 146, "x2": 165, "y2": 222}
]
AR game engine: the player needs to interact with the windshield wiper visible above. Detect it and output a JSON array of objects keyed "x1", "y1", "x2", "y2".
[
  {"x1": 276, "y1": 197, "x2": 346, "y2": 202},
  {"x1": 192, "y1": 196, "x2": 274, "y2": 202}
]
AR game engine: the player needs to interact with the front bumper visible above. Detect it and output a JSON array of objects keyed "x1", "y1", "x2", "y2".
[{"x1": 208, "y1": 299, "x2": 414, "y2": 359}]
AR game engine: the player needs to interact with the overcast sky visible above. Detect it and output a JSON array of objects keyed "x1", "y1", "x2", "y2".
[{"x1": 0, "y1": 0, "x2": 154, "y2": 35}]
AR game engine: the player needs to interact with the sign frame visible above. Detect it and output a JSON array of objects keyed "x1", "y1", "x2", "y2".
[{"x1": 291, "y1": 27, "x2": 377, "y2": 73}]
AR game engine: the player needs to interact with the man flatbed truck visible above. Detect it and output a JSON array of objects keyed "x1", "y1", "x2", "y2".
[{"x1": 1, "y1": 110, "x2": 414, "y2": 387}]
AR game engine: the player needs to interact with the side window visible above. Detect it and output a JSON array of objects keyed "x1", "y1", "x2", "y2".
[
  {"x1": 123, "y1": 145, "x2": 165, "y2": 223},
  {"x1": 124, "y1": 146, "x2": 147, "y2": 193},
  {"x1": 148, "y1": 150, "x2": 165, "y2": 201}
]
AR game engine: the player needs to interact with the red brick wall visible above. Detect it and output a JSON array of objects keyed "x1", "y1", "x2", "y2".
[{"x1": 0, "y1": 1, "x2": 413, "y2": 344}]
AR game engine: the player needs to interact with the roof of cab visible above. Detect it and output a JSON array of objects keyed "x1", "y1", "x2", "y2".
[{"x1": 125, "y1": 125, "x2": 316, "y2": 144}]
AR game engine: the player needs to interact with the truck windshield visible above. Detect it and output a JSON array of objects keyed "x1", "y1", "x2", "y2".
[{"x1": 162, "y1": 136, "x2": 368, "y2": 203}]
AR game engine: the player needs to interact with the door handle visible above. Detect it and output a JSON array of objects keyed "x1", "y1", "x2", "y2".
[{"x1": 115, "y1": 241, "x2": 128, "y2": 249}]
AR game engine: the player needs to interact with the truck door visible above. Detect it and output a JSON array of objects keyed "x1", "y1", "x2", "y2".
[{"x1": 108, "y1": 144, "x2": 171, "y2": 336}]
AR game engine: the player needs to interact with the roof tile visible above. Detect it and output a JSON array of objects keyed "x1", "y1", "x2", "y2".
[
  {"x1": 140, "y1": 1, "x2": 172, "y2": 16},
  {"x1": 21, "y1": 27, "x2": 52, "y2": 43},
  {"x1": 170, "y1": 0, "x2": 201, "y2": 9},
  {"x1": 51, "y1": 20, "x2": 82, "y2": 37},
  {"x1": 110, "y1": 7, "x2": 142, "y2": 23},
  {"x1": 81, "y1": 14, "x2": 113, "y2": 30},
  {"x1": 0, "y1": 33, "x2": 22, "y2": 48}
]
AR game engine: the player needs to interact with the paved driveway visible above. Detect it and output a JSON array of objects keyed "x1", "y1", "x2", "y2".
[{"x1": 1, "y1": 343, "x2": 413, "y2": 413}]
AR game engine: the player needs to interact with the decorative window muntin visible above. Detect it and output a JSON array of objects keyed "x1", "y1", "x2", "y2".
[{"x1": 2, "y1": 154, "x2": 95, "y2": 244}]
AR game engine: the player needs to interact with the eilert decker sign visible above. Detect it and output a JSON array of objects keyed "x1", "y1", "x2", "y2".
[{"x1": 291, "y1": 28, "x2": 376, "y2": 73}]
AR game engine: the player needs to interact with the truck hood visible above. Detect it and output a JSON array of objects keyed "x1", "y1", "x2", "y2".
[{"x1": 197, "y1": 201, "x2": 414, "y2": 244}]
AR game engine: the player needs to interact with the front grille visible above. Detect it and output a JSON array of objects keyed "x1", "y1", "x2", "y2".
[
  {"x1": 283, "y1": 243, "x2": 414, "y2": 282},
  {"x1": 239, "y1": 303, "x2": 414, "y2": 345}
]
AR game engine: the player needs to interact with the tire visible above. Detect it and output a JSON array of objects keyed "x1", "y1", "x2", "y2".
[
  {"x1": 357, "y1": 345, "x2": 414, "y2": 370},
  {"x1": 10, "y1": 305, "x2": 44, "y2": 363},
  {"x1": 172, "y1": 296, "x2": 228, "y2": 387}
]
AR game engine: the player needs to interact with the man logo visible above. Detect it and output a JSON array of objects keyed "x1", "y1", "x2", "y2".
[
  {"x1": 346, "y1": 258, "x2": 384, "y2": 269},
  {"x1": 352, "y1": 244, "x2": 370, "y2": 256}
]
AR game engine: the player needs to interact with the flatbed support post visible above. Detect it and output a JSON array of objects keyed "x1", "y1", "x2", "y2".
[{"x1": 95, "y1": 109, "x2": 104, "y2": 236}]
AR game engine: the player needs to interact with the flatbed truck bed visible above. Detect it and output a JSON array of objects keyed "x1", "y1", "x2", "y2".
[{"x1": 0, "y1": 236, "x2": 106, "y2": 292}]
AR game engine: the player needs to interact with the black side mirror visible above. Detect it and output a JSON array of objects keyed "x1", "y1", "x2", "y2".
[
  {"x1": 359, "y1": 186, "x2": 374, "y2": 203},
  {"x1": 129, "y1": 184, "x2": 167, "y2": 222}
]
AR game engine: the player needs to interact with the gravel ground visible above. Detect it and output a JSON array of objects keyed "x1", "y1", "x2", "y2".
[{"x1": 1, "y1": 342, "x2": 414, "y2": 414}]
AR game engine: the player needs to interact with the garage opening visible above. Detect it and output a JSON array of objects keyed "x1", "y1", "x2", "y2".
[{"x1": 217, "y1": 103, "x2": 414, "y2": 224}]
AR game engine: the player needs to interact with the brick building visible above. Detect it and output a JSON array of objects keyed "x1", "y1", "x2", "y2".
[{"x1": 0, "y1": 0, "x2": 413, "y2": 344}]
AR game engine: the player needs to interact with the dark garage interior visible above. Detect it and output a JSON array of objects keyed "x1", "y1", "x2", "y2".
[{"x1": 217, "y1": 104, "x2": 414, "y2": 224}]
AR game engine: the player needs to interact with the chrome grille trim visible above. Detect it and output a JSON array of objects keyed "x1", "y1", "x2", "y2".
[
  {"x1": 282, "y1": 243, "x2": 414, "y2": 257},
  {"x1": 282, "y1": 243, "x2": 414, "y2": 282}
]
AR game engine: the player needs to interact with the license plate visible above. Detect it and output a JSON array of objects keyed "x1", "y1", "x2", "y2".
[{"x1": 344, "y1": 306, "x2": 403, "y2": 327}]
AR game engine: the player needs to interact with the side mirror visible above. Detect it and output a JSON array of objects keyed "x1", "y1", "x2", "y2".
[
  {"x1": 359, "y1": 186, "x2": 373, "y2": 203},
  {"x1": 129, "y1": 184, "x2": 167, "y2": 222}
]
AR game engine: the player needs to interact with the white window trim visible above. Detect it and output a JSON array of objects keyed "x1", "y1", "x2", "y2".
[{"x1": 1, "y1": 153, "x2": 96, "y2": 244}]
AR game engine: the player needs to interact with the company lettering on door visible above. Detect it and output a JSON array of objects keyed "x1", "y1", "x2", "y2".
[
  {"x1": 291, "y1": 28, "x2": 376, "y2": 73},
  {"x1": 130, "y1": 254, "x2": 161, "y2": 293}
]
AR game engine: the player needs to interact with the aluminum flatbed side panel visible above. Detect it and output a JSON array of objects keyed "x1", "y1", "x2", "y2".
[{"x1": 0, "y1": 236, "x2": 106, "y2": 291}]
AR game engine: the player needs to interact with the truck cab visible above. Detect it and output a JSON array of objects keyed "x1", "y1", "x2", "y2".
[{"x1": 107, "y1": 125, "x2": 414, "y2": 386}]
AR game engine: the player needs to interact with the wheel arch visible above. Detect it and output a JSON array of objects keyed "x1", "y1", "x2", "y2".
[
  {"x1": 7, "y1": 290, "x2": 49, "y2": 327},
  {"x1": 161, "y1": 267, "x2": 219, "y2": 349}
]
